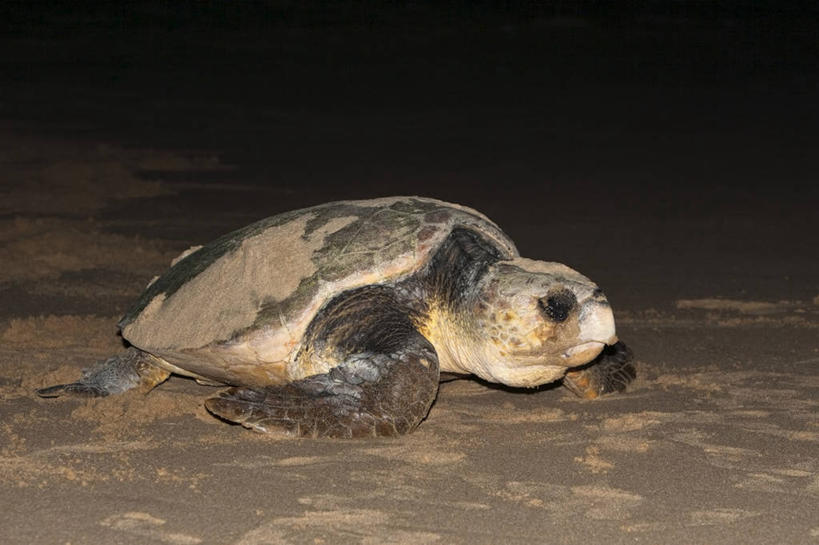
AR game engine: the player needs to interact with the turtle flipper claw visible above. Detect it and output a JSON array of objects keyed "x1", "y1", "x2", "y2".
[{"x1": 562, "y1": 341, "x2": 636, "y2": 399}]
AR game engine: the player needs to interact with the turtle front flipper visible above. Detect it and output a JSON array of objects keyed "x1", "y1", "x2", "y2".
[
  {"x1": 562, "y1": 341, "x2": 635, "y2": 399},
  {"x1": 206, "y1": 286, "x2": 441, "y2": 438},
  {"x1": 206, "y1": 346, "x2": 439, "y2": 438},
  {"x1": 36, "y1": 348, "x2": 170, "y2": 398}
]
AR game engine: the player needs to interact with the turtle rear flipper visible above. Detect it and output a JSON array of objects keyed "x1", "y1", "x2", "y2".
[
  {"x1": 36, "y1": 348, "x2": 170, "y2": 398},
  {"x1": 206, "y1": 286, "x2": 440, "y2": 438},
  {"x1": 562, "y1": 341, "x2": 635, "y2": 399}
]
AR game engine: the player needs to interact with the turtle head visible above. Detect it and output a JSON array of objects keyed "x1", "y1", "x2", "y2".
[{"x1": 466, "y1": 257, "x2": 617, "y2": 387}]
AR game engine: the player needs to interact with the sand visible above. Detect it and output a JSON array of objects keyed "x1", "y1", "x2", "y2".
[{"x1": 2, "y1": 6, "x2": 818, "y2": 544}]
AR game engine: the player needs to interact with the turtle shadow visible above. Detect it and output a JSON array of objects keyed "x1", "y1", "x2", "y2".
[{"x1": 439, "y1": 373, "x2": 562, "y2": 395}]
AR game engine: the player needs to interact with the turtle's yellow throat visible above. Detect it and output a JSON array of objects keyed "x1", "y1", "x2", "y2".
[{"x1": 417, "y1": 303, "x2": 483, "y2": 377}]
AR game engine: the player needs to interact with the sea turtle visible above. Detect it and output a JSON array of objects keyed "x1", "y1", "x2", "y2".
[{"x1": 37, "y1": 196, "x2": 634, "y2": 438}]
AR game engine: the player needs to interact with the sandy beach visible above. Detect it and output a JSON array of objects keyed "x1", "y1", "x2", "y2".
[{"x1": 1, "y1": 4, "x2": 817, "y2": 544}]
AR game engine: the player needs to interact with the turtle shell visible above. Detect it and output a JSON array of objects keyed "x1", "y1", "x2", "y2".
[{"x1": 118, "y1": 196, "x2": 518, "y2": 387}]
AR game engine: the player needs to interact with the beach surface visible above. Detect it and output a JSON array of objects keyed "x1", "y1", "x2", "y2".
[{"x1": 1, "y1": 5, "x2": 817, "y2": 544}]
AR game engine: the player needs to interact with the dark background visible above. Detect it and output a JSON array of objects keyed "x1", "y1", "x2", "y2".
[
  {"x1": 2, "y1": 1, "x2": 817, "y2": 306},
  {"x1": 2, "y1": 4, "x2": 818, "y2": 544}
]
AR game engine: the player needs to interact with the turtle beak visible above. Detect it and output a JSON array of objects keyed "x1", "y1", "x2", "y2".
[
  {"x1": 574, "y1": 288, "x2": 618, "y2": 349},
  {"x1": 562, "y1": 340, "x2": 607, "y2": 365}
]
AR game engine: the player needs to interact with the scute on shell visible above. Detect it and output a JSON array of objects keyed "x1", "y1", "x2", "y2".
[{"x1": 118, "y1": 197, "x2": 518, "y2": 387}]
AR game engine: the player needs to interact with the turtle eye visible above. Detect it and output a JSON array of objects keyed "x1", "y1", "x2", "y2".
[{"x1": 538, "y1": 289, "x2": 577, "y2": 323}]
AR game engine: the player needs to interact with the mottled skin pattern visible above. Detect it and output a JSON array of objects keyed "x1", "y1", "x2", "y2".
[{"x1": 37, "y1": 197, "x2": 635, "y2": 438}]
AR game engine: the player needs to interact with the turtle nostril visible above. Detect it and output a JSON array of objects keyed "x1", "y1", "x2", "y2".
[
  {"x1": 592, "y1": 287, "x2": 604, "y2": 298},
  {"x1": 538, "y1": 289, "x2": 577, "y2": 323}
]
